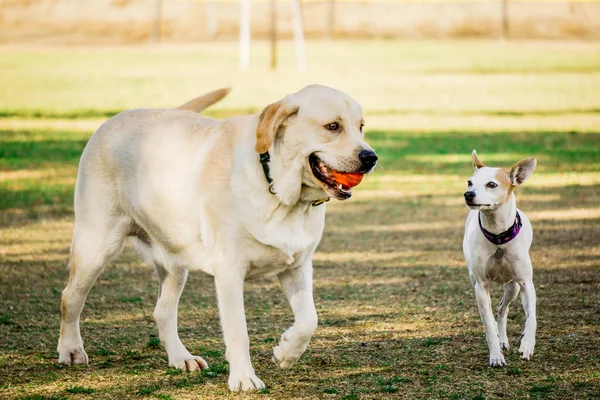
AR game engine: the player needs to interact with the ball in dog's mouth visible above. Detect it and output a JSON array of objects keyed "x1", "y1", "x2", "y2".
[{"x1": 309, "y1": 154, "x2": 364, "y2": 200}]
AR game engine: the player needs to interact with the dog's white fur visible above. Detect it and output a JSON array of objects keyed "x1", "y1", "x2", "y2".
[
  {"x1": 57, "y1": 85, "x2": 376, "y2": 391},
  {"x1": 463, "y1": 150, "x2": 537, "y2": 367}
]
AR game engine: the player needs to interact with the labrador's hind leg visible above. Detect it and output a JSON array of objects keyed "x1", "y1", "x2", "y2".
[
  {"x1": 58, "y1": 216, "x2": 129, "y2": 365},
  {"x1": 153, "y1": 263, "x2": 208, "y2": 371}
]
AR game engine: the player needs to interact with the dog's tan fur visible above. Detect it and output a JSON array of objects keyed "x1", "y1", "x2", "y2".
[
  {"x1": 255, "y1": 98, "x2": 300, "y2": 154},
  {"x1": 494, "y1": 169, "x2": 515, "y2": 199}
]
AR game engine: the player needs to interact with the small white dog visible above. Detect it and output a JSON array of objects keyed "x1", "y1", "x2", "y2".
[
  {"x1": 57, "y1": 85, "x2": 377, "y2": 391},
  {"x1": 463, "y1": 150, "x2": 537, "y2": 367}
]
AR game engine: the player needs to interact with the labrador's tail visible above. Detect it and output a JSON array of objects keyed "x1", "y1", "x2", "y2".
[{"x1": 176, "y1": 88, "x2": 231, "y2": 113}]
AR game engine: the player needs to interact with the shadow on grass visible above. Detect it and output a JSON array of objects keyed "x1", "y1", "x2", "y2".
[
  {"x1": 0, "y1": 137, "x2": 87, "y2": 170},
  {"x1": 2, "y1": 129, "x2": 599, "y2": 174},
  {"x1": 367, "y1": 129, "x2": 600, "y2": 174}
]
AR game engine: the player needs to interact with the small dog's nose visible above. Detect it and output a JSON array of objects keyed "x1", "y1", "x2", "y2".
[
  {"x1": 464, "y1": 191, "x2": 476, "y2": 201},
  {"x1": 358, "y1": 150, "x2": 378, "y2": 169}
]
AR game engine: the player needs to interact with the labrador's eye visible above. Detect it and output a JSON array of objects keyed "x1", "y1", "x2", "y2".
[
  {"x1": 326, "y1": 122, "x2": 340, "y2": 131},
  {"x1": 467, "y1": 180, "x2": 473, "y2": 187},
  {"x1": 360, "y1": 124, "x2": 364, "y2": 133},
  {"x1": 486, "y1": 182, "x2": 498, "y2": 189}
]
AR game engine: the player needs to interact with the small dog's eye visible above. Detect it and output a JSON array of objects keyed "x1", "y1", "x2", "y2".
[
  {"x1": 326, "y1": 122, "x2": 340, "y2": 131},
  {"x1": 486, "y1": 182, "x2": 498, "y2": 189},
  {"x1": 467, "y1": 180, "x2": 473, "y2": 187}
]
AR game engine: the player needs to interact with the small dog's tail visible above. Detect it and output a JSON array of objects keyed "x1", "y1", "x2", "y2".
[{"x1": 176, "y1": 88, "x2": 231, "y2": 113}]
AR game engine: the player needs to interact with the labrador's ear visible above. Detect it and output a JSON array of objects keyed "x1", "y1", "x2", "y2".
[
  {"x1": 509, "y1": 157, "x2": 537, "y2": 186},
  {"x1": 255, "y1": 96, "x2": 299, "y2": 154},
  {"x1": 472, "y1": 149, "x2": 485, "y2": 170}
]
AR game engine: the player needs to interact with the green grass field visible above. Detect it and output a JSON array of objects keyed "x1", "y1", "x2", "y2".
[{"x1": 1, "y1": 40, "x2": 599, "y2": 399}]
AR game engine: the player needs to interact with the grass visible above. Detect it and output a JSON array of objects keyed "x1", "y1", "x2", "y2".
[
  {"x1": 64, "y1": 385, "x2": 95, "y2": 394},
  {"x1": 0, "y1": 40, "x2": 599, "y2": 399},
  {"x1": 1, "y1": 41, "x2": 599, "y2": 115}
]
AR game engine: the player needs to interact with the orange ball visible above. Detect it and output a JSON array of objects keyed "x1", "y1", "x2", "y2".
[{"x1": 330, "y1": 171, "x2": 364, "y2": 188}]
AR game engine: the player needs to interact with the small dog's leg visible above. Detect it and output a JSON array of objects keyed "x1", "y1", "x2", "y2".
[
  {"x1": 474, "y1": 282, "x2": 506, "y2": 367},
  {"x1": 273, "y1": 261, "x2": 318, "y2": 370},
  {"x1": 518, "y1": 280, "x2": 537, "y2": 360},
  {"x1": 497, "y1": 281, "x2": 520, "y2": 351},
  {"x1": 154, "y1": 264, "x2": 208, "y2": 371},
  {"x1": 58, "y1": 217, "x2": 128, "y2": 366},
  {"x1": 214, "y1": 270, "x2": 265, "y2": 392}
]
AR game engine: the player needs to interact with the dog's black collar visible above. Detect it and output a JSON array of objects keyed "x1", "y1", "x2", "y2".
[
  {"x1": 259, "y1": 151, "x2": 330, "y2": 207},
  {"x1": 259, "y1": 152, "x2": 276, "y2": 194}
]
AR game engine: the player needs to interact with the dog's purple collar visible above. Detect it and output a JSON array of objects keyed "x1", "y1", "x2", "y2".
[{"x1": 478, "y1": 211, "x2": 522, "y2": 246}]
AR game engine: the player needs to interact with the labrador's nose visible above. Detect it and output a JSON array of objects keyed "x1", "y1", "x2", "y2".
[
  {"x1": 464, "y1": 191, "x2": 476, "y2": 201},
  {"x1": 358, "y1": 150, "x2": 378, "y2": 170}
]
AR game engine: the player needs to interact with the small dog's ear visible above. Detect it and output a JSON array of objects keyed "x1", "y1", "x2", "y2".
[
  {"x1": 509, "y1": 157, "x2": 537, "y2": 186},
  {"x1": 472, "y1": 150, "x2": 485, "y2": 170},
  {"x1": 255, "y1": 96, "x2": 299, "y2": 154}
]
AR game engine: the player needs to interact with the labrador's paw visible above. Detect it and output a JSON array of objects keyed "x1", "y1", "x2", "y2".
[
  {"x1": 228, "y1": 372, "x2": 265, "y2": 391},
  {"x1": 272, "y1": 329, "x2": 311, "y2": 370},
  {"x1": 58, "y1": 344, "x2": 89, "y2": 366},
  {"x1": 272, "y1": 343, "x2": 305, "y2": 370},
  {"x1": 169, "y1": 355, "x2": 209, "y2": 371}
]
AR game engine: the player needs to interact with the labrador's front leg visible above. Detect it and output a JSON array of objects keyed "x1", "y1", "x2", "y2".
[
  {"x1": 273, "y1": 261, "x2": 318, "y2": 370},
  {"x1": 214, "y1": 270, "x2": 265, "y2": 391}
]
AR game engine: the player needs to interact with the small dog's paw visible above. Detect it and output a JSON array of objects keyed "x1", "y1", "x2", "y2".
[
  {"x1": 228, "y1": 372, "x2": 265, "y2": 391},
  {"x1": 489, "y1": 354, "x2": 507, "y2": 367},
  {"x1": 518, "y1": 339, "x2": 535, "y2": 360},
  {"x1": 58, "y1": 345, "x2": 89, "y2": 366},
  {"x1": 500, "y1": 341, "x2": 510, "y2": 351},
  {"x1": 170, "y1": 356, "x2": 209, "y2": 372}
]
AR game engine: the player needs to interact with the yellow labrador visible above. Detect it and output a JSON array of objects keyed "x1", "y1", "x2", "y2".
[{"x1": 57, "y1": 85, "x2": 377, "y2": 391}]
